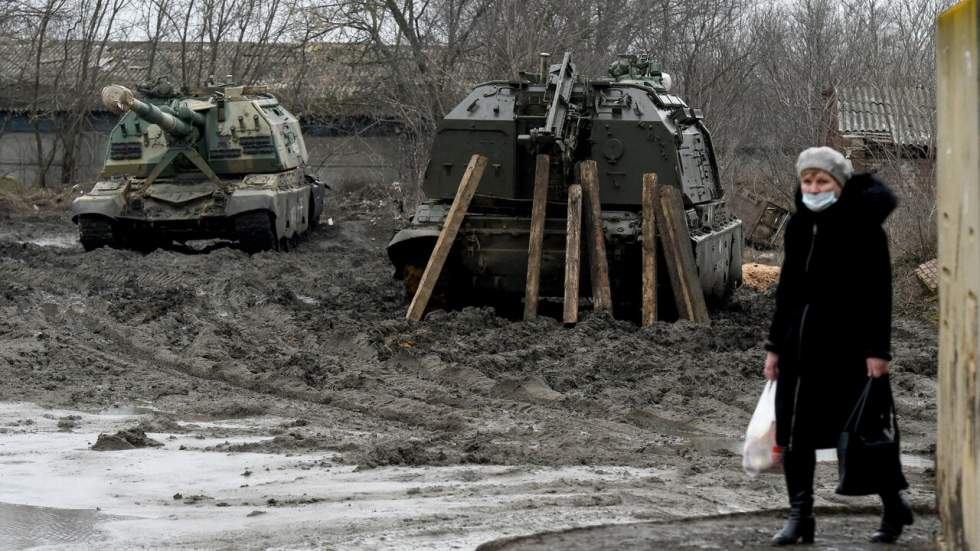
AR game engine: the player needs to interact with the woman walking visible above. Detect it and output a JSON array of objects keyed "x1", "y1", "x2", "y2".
[{"x1": 764, "y1": 146, "x2": 912, "y2": 545}]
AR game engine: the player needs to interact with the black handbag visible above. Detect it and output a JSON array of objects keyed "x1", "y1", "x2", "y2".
[{"x1": 836, "y1": 376, "x2": 909, "y2": 496}]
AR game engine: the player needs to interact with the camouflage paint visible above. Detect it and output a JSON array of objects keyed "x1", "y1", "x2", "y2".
[{"x1": 73, "y1": 83, "x2": 321, "y2": 245}]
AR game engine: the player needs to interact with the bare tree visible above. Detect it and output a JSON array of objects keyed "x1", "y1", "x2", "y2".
[
  {"x1": 19, "y1": 0, "x2": 72, "y2": 188},
  {"x1": 144, "y1": 0, "x2": 175, "y2": 79},
  {"x1": 58, "y1": 0, "x2": 131, "y2": 185},
  {"x1": 173, "y1": 0, "x2": 197, "y2": 87}
]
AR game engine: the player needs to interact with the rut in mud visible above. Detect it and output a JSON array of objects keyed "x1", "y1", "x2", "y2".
[{"x1": 0, "y1": 196, "x2": 941, "y2": 547}]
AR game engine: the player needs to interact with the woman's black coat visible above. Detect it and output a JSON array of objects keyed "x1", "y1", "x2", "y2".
[{"x1": 766, "y1": 172, "x2": 897, "y2": 450}]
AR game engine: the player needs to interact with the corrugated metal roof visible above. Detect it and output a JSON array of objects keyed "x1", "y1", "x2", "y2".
[
  {"x1": 835, "y1": 85, "x2": 934, "y2": 148},
  {"x1": 0, "y1": 40, "x2": 392, "y2": 116}
]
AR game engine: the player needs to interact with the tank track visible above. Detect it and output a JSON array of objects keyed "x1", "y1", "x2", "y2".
[
  {"x1": 235, "y1": 211, "x2": 278, "y2": 253},
  {"x1": 78, "y1": 216, "x2": 116, "y2": 251}
]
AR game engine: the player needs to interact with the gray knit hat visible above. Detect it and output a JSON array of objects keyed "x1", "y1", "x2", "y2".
[{"x1": 796, "y1": 146, "x2": 853, "y2": 186}]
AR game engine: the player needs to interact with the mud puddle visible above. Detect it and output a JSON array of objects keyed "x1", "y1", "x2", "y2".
[
  {"x1": 0, "y1": 402, "x2": 676, "y2": 550},
  {"x1": 0, "y1": 214, "x2": 79, "y2": 250},
  {"x1": 0, "y1": 502, "x2": 131, "y2": 549},
  {"x1": 0, "y1": 230, "x2": 78, "y2": 249},
  {"x1": 17, "y1": 235, "x2": 78, "y2": 249}
]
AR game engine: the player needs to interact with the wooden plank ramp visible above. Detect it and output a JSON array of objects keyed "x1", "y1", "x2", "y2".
[
  {"x1": 523, "y1": 154, "x2": 551, "y2": 321},
  {"x1": 657, "y1": 185, "x2": 709, "y2": 323},
  {"x1": 563, "y1": 184, "x2": 583, "y2": 324},
  {"x1": 579, "y1": 160, "x2": 613, "y2": 315},
  {"x1": 406, "y1": 154, "x2": 488, "y2": 321}
]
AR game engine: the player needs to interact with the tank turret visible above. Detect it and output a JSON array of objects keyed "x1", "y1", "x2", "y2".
[{"x1": 72, "y1": 81, "x2": 325, "y2": 253}]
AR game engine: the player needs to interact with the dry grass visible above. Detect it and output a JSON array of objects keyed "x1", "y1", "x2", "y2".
[
  {"x1": 0, "y1": 178, "x2": 86, "y2": 214},
  {"x1": 742, "y1": 262, "x2": 781, "y2": 292},
  {"x1": 893, "y1": 257, "x2": 939, "y2": 322}
]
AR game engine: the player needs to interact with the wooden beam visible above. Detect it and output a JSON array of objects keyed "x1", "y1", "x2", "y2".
[
  {"x1": 642, "y1": 173, "x2": 658, "y2": 326},
  {"x1": 579, "y1": 160, "x2": 613, "y2": 315},
  {"x1": 523, "y1": 154, "x2": 551, "y2": 321},
  {"x1": 406, "y1": 154, "x2": 488, "y2": 321},
  {"x1": 657, "y1": 185, "x2": 710, "y2": 323},
  {"x1": 563, "y1": 184, "x2": 583, "y2": 324}
]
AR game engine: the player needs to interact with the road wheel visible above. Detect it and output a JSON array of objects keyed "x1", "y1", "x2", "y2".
[
  {"x1": 78, "y1": 216, "x2": 116, "y2": 251},
  {"x1": 235, "y1": 211, "x2": 277, "y2": 253}
]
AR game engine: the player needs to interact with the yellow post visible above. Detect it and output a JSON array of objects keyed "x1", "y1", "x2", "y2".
[{"x1": 937, "y1": 2, "x2": 980, "y2": 549}]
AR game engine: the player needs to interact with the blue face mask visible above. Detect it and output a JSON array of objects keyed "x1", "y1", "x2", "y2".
[{"x1": 803, "y1": 191, "x2": 838, "y2": 212}]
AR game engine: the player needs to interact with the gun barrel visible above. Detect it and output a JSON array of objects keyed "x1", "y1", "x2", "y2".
[
  {"x1": 528, "y1": 52, "x2": 575, "y2": 149},
  {"x1": 130, "y1": 99, "x2": 195, "y2": 137},
  {"x1": 168, "y1": 105, "x2": 206, "y2": 127},
  {"x1": 101, "y1": 85, "x2": 198, "y2": 137}
]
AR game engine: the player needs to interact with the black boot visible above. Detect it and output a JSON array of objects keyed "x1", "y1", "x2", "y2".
[
  {"x1": 870, "y1": 493, "x2": 913, "y2": 543},
  {"x1": 772, "y1": 492, "x2": 815, "y2": 545},
  {"x1": 772, "y1": 448, "x2": 816, "y2": 546}
]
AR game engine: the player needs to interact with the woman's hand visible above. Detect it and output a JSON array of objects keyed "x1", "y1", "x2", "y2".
[
  {"x1": 764, "y1": 352, "x2": 779, "y2": 381},
  {"x1": 867, "y1": 357, "x2": 890, "y2": 378}
]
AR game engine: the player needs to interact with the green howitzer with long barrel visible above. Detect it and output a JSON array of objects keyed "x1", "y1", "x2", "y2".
[{"x1": 72, "y1": 80, "x2": 325, "y2": 253}]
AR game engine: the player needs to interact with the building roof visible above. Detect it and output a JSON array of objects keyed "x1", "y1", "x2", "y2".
[
  {"x1": 0, "y1": 39, "x2": 389, "y2": 118},
  {"x1": 833, "y1": 85, "x2": 934, "y2": 148}
]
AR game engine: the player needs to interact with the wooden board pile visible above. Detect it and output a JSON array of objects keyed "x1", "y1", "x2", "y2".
[{"x1": 407, "y1": 154, "x2": 710, "y2": 325}]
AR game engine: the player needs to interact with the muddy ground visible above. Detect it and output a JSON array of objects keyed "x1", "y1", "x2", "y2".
[{"x1": 0, "y1": 193, "x2": 940, "y2": 550}]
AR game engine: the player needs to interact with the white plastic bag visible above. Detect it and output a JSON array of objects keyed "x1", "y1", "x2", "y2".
[{"x1": 742, "y1": 380, "x2": 780, "y2": 476}]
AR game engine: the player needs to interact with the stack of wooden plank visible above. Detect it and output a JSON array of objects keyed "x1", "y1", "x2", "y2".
[{"x1": 407, "y1": 155, "x2": 710, "y2": 325}]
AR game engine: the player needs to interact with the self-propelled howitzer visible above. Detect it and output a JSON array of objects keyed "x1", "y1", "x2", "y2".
[
  {"x1": 72, "y1": 82, "x2": 325, "y2": 252},
  {"x1": 387, "y1": 53, "x2": 743, "y2": 319}
]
